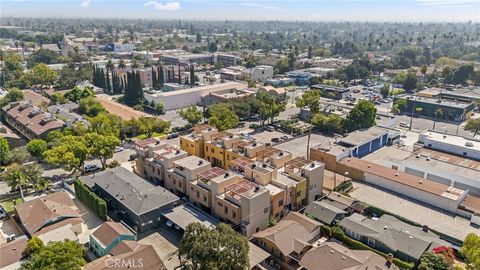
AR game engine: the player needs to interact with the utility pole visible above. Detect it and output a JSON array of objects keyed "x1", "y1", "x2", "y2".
[{"x1": 409, "y1": 90, "x2": 418, "y2": 131}]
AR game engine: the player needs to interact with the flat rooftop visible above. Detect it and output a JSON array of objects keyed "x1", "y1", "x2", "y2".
[
  {"x1": 265, "y1": 184, "x2": 285, "y2": 196},
  {"x1": 174, "y1": 155, "x2": 209, "y2": 170},
  {"x1": 421, "y1": 130, "x2": 480, "y2": 152},
  {"x1": 151, "y1": 82, "x2": 248, "y2": 97},
  {"x1": 405, "y1": 149, "x2": 480, "y2": 183},
  {"x1": 340, "y1": 157, "x2": 466, "y2": 201},
  {"x1": 161, "y1": 203, "x2": 219, "y2": 230},
  {"x1": 339, "y1": 127, "x2": 388, "y2": 147},
  {"x1": 410, "y1": 96, "x2": 472, "y2": 109}
]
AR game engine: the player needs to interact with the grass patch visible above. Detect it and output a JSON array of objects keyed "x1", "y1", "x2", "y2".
[
  {"x1": 135, "y1": 132, "x2": 165, "y2": 140},
  {"x1": 1, "y1": 198, "x2": 24, "y2": 213}
]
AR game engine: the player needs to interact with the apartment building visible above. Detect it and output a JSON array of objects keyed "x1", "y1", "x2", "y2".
[
  {"x1": 242, "y1": 65, "x2": 274, "y2": 82},
  {"x1": 215, "y1": 179, "x2": 270, "y2": 237},
  {"x1": 2, "y1": 101, "x2": 65, "y2": 140},
  {"x1": 204, "y1": 131, "x2": 242, "y2": 168},
  {"x1": 216, "y1": 53, "x2": 238, "y2": 67},
  {"x1": 180, "y1": 124, "x2": 218, "y2": 158},
  {"x1": 165, "y1": 155, "x2": 211, "y2": 198},
  {"x1": 134, "y1": 138, "x2": 188, "y2": 186},
  {"x1": 189, "y1": 167, "x2": 242, "y2": 214},
  {"x1": 225, "y1": 140, "x2": 266, "y2": 169}
]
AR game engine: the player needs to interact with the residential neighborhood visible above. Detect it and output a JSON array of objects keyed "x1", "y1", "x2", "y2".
[{"x1": 0, "y1": 4, "x2": 480, "y2": 270}]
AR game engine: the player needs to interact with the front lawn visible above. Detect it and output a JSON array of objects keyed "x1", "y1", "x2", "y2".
[
  {"x1": 135, "y1": 132, "x2": 165, "y2": 140},
  {"x1": 1, "y1": 198, "x2": 24, "y2": 213}
]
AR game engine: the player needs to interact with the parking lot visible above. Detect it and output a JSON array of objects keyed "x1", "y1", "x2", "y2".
[{"x1": 350, "y1": 181, "x2": 478, "y2": 243}]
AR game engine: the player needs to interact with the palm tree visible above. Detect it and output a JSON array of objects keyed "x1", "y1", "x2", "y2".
[
  {"x1": 14, "y1": 41, "x2": 19, "y2": 52},
  {"x1": 118, "y1": 59, "x2": 126, "y2": 70},
  {"x1": 1, "y1": 166, "x2": 29, "y2": 200},
  {"x1": 20, "y1": 41, "x2": 25, "y2": 61}
]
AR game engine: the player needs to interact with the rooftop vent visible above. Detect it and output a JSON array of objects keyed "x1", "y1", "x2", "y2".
[
  {"x1": 229, "y1": 135, "x2": 234, "y2": 138},
  {"x1": 419, "y1": 180, "x2": 423, "y2": 184},
  {"x1": 254, "y1": 186, "x2": 260, "y2": 192},
  {"x1": 198, "y1": 160, "x2": 204, "y2": 165},
  {"x1": 224, "y1": 172, "x2": 230, "y2": 178},
  {"x1": 465, "y1": 141, "x2": 474, "y2": 147},
  {"x1": 395, "y1": 172, "x2": 399, "y2": 176},
  {"x1": 251, "y1": 164, "x2": 256, "y2": 169},
  {"x1": 310, "y1": 163, "x2": 315, "y2": 168},
  {"x1": 279, "y1": 152, "x2": 284, "y2": 156},
  {"x1": 416, "y1": 154, "x2": 420, "y2": 158},
  {"x1": 176, "y1": 150, "x2": 180, "y2": 154},
  {"x1": 426, "y1": 157, "x2": 430, "y2": 161},
  {"x1": 367, "y1": 164, "x2": 371, "y2": 168},
  {"x1": 253, "y1": 143, "x2": 257, "y2": 147},
  {"x1": 262, "y1": 163, "x2": 267, "y2": 168}
]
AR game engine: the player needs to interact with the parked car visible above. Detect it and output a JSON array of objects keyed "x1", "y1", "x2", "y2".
[
  {"x1": 0, "y1": 206, "x2": 8, "y2": 220},
  {"x1": 128, "y1": 153, "x2": 138, "y2": 161},
  {"x1": 265, "y1": 126, "x2": 275, "y2": 132},
  {"x1": 167, "y1": 133, "x2": 179, "y2": 139},
  {"x1": 399, "y1": 122, "x2": 410, "y2": 128},
  {"x1": 271, "y1": 137, "x2": 281, "y2": 143},
  {"x1": 114, "y1": 146, "x2": 124, "y2": 153},
  {"x1": 83, "y1": 164, "x2": 101, "y2": 174},
  {"x1": 281, "y1": 135, "x2": 289, "y2": 141}
]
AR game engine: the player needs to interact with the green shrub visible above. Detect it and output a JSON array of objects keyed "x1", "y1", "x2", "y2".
[
  {"x1": 74, "y1": 179, "x2": 107, "y2": 220},
  {"x1": 334, "y1": 180, "x2": 353, "y2": 193}
]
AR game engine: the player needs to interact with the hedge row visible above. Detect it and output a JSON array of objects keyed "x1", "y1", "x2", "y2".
[
  {"x1": 363, "y1": 205, "x2": 422, "y2": 227},
  {"x1": 334, "y1": 180, "x2": 353, "y2": 193},
  {"x1": 320, "y1": 225, "x2": 414, "y2": 270},
  {"x1": 74, "y1": 179, "x2": 107, "y2": 220}
]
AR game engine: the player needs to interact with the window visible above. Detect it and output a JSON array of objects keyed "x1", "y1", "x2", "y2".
[
  {"x1": 206, "y1": 146, "x2": 208, "y2": 151},
  {"x1": 203, "y1": 196, "x2": 207, "y2": 202},
  {"x1": 211, "y1": 148, "x2": 214, "y2": 153},
  {"x1": 264, "y1": 207, "x2": 269, "y2": 214},
  {"x1": 224, "y1": 206, "x2": 228, "y2": 214},
  {"x1": 463, "y1": 152, "x2": 467, "y2": 156},
  {"x1": 232, "y1": 212, "x2": 236, "y2": 218},
  {"x1": 217, "y1": 202, "x2": 223, "y2": 207},
  {"x1": 197, "y1": 191, "x2": 200, "y2": 198},
  {"x1": 278, "y1": 200, "x2": 284, "y2": 207},
  {"x1": 368, "y1": 238, "x2": 376, "y2": 247},
  {"x1": 256, "y1": 227, "x2": 260, "y2": 232}
]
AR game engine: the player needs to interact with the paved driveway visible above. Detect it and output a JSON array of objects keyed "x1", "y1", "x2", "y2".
[{"x1": 350, "y1": 181, "x2": 478, "y2": 243}]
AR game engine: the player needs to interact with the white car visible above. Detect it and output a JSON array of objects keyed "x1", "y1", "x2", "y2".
[{"x1": 114, "y1": 147, "x2": 124, "y2": 153}]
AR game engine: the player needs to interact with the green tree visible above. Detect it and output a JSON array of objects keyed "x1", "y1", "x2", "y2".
[
  {"x1": 208, "y1": 103, "x2": 239, "y2": 131},
  {"x1": 418, "y1": 252, "x2": 451, "y2": 270},
  {"x1": 20, "y1": 239, "x2": 86, "y2": 270},
  {"x1": 394, "y1": 98, "x2": 408, "y2": 112},
  {"x1": 343, "y1": 100, "x2": 377, "y2": 132},
  {"x1": 155, "y1": 102, "x2": 165, "y2": 115},
  {"x1": 87, "y1": 112, "x2": 121, "y2": 137},
  {"x1": 43, "y1": 135, "x2": 88, "y2": 173},
  {"x1": 179, "y1": 106, "x2": 203, "y2": 126},
  {"x1": 64, "y1": 86, "x2": 94, "y2": 103},
  {"x1": 403, "y1": 71, "x2": 418, "y2": 92},
  {"x1": 78, "y1": 96, "x2": 105, "y2": 117},
  {"x1": 24, "y1": 237, "x2": 45, "y2": 257},
  {"x1": 0, "y1": 137, "x2": 9, "y2": 165},
  {"x1": 0, "y1": 164, "x2": 33, "y2": 200},
  {"x1": 26, "y1": 139, "x2": 48, "y2": 158},
  {"x1": 84, "y1": 133, "x2": 120, "y2": 169},
  {"x1": 2, "y1": 53, "x2": 24, "y2": 87},
  {"x1": 179, "y1": 223, "x2": 249, "y2": 270},
  {"x1": 381, "y1": 83, "x2": 391, "y2": 98},
  {"x1": 460, "y1": 233, "x2": 480, "y2": 270},
  {"x1": 296, "y1": 90, "x2": 322, "y2": 114},
  {"x1": 451, "y1": 64, "x2": 474, "y2": 85},
  {"x1": 312, "y1": 114, "x2": 344, "y2": 134},
  {"x1": 0, "y1": 87, "x2": 24, "y2": 107},
  {"x1": 464, "y1": 118, "x2": 480, "y2": 137},
  {"x1": 390, "y1": 104, "x2": 401, "y2": 115},
  {"x1": 137, "y1": 116, "x2": 170, "y2": 138},
  {"x1": 25, "y1": 63, "x2": 58, "y2": 88},
  {"x1": 4, "y1": 148, "x2": 31, "y2": 165},
  {"x1": 51, "y1": 93, "x2": 67, "y2": 105}
]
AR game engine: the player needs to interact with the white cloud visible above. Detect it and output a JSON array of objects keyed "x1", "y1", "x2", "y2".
[
  {"x1": 239, "y1": 2, "x2": 282, "y2": 12},
  {"x1": 144, "y1": 1, "x2": 181, "y2": 11},
  {"x1": 80, "y1": 0, "x2": 91, "y2": 8},
  {"x1": 416, "y1": 0, "x2": 479, "y2": 8}
]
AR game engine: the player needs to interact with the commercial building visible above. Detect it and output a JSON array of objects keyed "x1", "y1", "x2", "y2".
[
  {"x1": 105, "y1": 43, "x2": 135, "y2": 53},
  {"x1": 252, "y1": 212, "x2": 321, "y2": 270},
  {"x1": 311, "y1": 84, "x2": 350, "y2": 100},
  {"x1": 161, "y1": 53, "x2": 215, "y2": 65},
  {"x1": 216, "y1": 53, "x2": 238, "y2": 67},
  {"x1": 286, "y1": 71, "x2": 313, "y2": 85},
  {"x1": 418, "y1": 86, "x2": 480, "y2": 103},
  {"x1": 339, "y1": 213, "x2": 450, "y2": 262},
  {"x1": 419, "y1": 130, "x2": 480, "y2": 161},
  {"x1": 202, "y1": 88, "x2": 255, "y2": 107},
  {"x1": 220, "y1": 66, "x2": 245, "y2": 81},
  {"x1": 310, "y1": 127, "x2": 391, "y2": 171},
  {"x1": 395, "y1": 96, "x2": 475, "y2": 121},
  {"x1": 14, "y1": 192, "x2": 83, "y2": 239},
  {"x1": 339, "y1": 157, "x2": 468, "y2": 214},
  {"x1": 2, "y1": 101, "x2": 65, "y2": 140},
  {"x1": 89, "y1": 222, "x2": 136, "y2": 257},
  {"x1": 242, "y1": 65, "x2": 274, "y2": 82},
  {"x1": 382, "y1": 148, "x2": 480, "y2": 197},
  {"x1": 81, "y1": 167, "x2": 180, "y2": 233},
  {"x1": 144, "y1": 81, "x2": 249, "y2": 110}
]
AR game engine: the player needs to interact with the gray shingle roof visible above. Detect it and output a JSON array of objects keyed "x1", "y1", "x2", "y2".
[
  {"x1": 81, "y1": 167, "x2": 179, "y2": 216},
  {"x1": 304, "y1": 201, "x2": 347, "y2": 225},
  {"x1": 338, "y1": 213, "x2": 450, "y2": 261}
]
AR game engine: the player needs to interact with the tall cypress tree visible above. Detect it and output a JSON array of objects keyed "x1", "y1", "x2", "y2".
[
  {"x1": 190, "y1": 65, "x2": 195, "y2": 85},
  {"x1": 158, "y1": 63, "x2": 164, "y2": 87},
  {"x1": 106, "y1": 70, "x2": 111, "y2": 93}
]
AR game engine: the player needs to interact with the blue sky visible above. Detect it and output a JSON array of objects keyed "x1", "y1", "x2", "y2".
[{"x1": 1, "y1": 0, "x2": 479, "y2": 21}]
